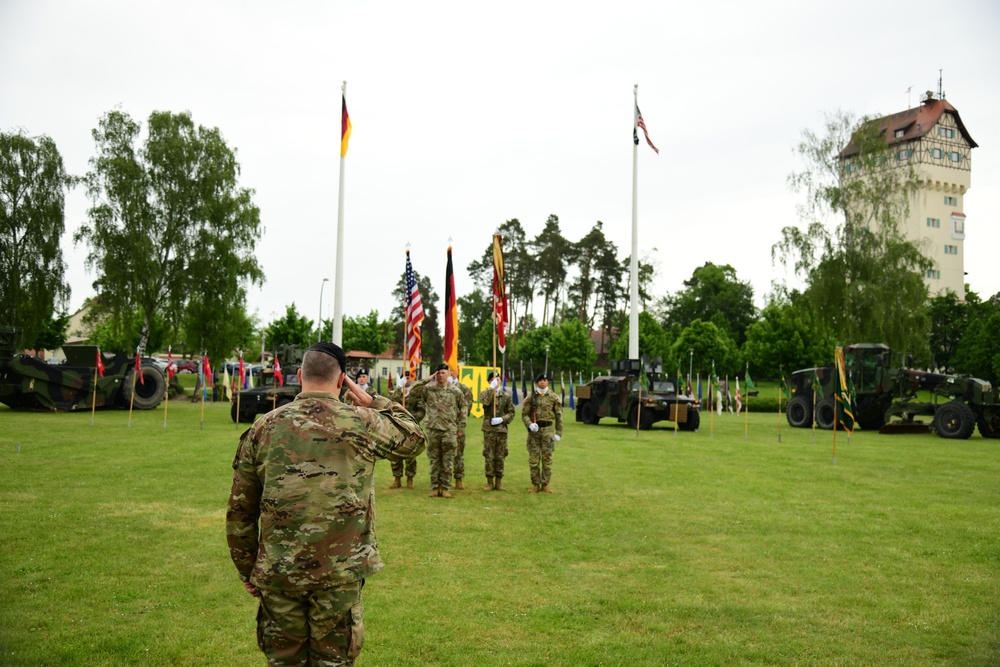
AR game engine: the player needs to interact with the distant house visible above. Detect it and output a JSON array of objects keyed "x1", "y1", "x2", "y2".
[{"x1": 591, "y1": 327, "x2": 617, "y2": 365}]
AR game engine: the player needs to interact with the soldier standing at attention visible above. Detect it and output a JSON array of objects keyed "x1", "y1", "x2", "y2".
[
  {"x1": 449, "y1": 368, "x2": 473, "y2": 490},
  {"x1": 226, "y1": 342, "x2": 425, "y2": 666},
  {"x1": 423, "y1": 363, "x2": 466, "y2": 498},
  {"x1": 521, "y1": 372, "x2": 563, "y2": 493},
  {"x1": 387, "y1": 372, "x2": 426, "y2": 488},
  {"x1": 343, "y1": 368, "x2": 378, "y2": 406},
  {"x1": 479, "y1": 370, "x2": 515, "y2": 491}
]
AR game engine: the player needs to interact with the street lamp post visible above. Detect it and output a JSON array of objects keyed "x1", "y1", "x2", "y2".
[
  {"x1": 545, "y1": 344, "x2": 550, "y2": 376},
  {"x1": 317, "y1": 278, "x2": 330, "y2": 343}
]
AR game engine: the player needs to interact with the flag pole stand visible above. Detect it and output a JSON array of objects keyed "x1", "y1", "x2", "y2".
[
  {"x1": 91, "y1": 366, "x2": 98, "y2": 426},
  {"x1": 127, "y1": 369, "x2": 136, "y2": 428}
]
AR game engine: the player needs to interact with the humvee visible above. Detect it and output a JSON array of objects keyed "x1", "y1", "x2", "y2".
[
  {"x1": 575, "y1": 358, "x2": 700, "y2": 431},
  {"x1": 231, "y1": 344, "x2": 305, "y2": 423}
]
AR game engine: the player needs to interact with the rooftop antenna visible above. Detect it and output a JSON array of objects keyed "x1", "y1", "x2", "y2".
[
  {"x1": 906, "y1": 84, "x2": 912, "y2": 108},
  {"x1": 938, "y1": 69, "x2": 944, "y2": 99}
]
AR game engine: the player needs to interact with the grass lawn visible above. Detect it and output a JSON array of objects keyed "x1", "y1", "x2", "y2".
[{"x1": 1, "y1": 399, "x2": 998, "y2": 666}]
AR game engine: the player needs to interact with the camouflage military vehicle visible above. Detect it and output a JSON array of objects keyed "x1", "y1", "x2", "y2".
[
  {"x1": 575, "y1": 357, "x2": 700, "y2": 431},
  {"x1": 231, "y1": 344, "x2": 305, "y2": 423},
  {"x1": 0, "y1": 326, "x2": 166, "y2": 411}
]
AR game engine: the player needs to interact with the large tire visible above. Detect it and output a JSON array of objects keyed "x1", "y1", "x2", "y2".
[
  {"x1": 977, "y1": 411, "x2": 1000, "y2": 438},
  {"x1": 786, "y1": 396, "x2": 813, "y2": 428},
  {"x1": 580, "y1": 400, "x2": 600, "y2": 425},
  {"x1": 815, "y1": 397, "x2": 835, "y2": 430},
  {"x1": 935, "y1": 401, "x2": 976, "y2": 439},
  {"x1": 680, "y1": 407, "x2": 700, "y2": 431},
  {"x1": 122, "y1": 364, "x2": 166, "y2": 410},
  {"x1": 231, "y1": 400, "x2": 259, "y2": 424},
  {"x1": 626, "y1": 405, "x2": 640, "y2": 430}
]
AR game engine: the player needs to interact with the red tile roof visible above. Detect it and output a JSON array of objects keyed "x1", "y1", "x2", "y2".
[{"x1": 841, "y1": 97, "x2": 977, "y2": 158}]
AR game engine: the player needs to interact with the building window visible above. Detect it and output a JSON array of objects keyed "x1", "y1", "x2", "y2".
[
  {"x1": 930, "y1": 148, "x2": 944, "y2": 159},
  {"x1": 895, "y1": 129, "x2": 905, "y2": 138},
  {"x1": 952, "y1": 215, "x2": 965, "y2": 240},
  {"x1": 944, "y1": 196, "x2": 958, "y2": 206},
  {"x1": 944, "y1": 245, "x2": 959, "y2": 255},
  {"x1": 949, "y1": 151, "x2": 962, "y2": 162},
  {"x1": 937, "y1": 127, "x2": 956, "y2": 138},
  {"x1": 926, "y1": 218, "x2": 941, "y2": 228},
  {"x1": 896, "y1": 149, "x2": 912, "y2": 160},
  {"x1": 926, "y1": 269, "x2": 941, "y2": 279}
]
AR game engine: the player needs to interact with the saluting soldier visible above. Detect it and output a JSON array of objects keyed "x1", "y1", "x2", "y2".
[
  {"x1": 449, "y1": 369, "x2": 473, "y2": 489},
  {"x1": 342, "y1": 367, "x2": 378, "y2": 406},
  {"x1": 226, "y1": 342, "x2": 425, "y2": 666},
  {"x1": 387, "y1": 372, "x2": 425, "y2": 488},
  {"x1": 422, "y1": 363, "x2": 466, "y2": 498},
  {"x1": 479, "y1": 370, "x2": 515, "y2": 491},
  {"x1": 521, "y1": 372, "x2": 563, "y2": 493}
]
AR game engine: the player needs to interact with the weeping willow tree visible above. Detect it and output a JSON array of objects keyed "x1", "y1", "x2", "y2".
[{"x1": 774, "y1": 111, "x2": 932, "y2": 361}]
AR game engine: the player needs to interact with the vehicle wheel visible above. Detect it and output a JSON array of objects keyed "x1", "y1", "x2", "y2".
[
  {"x1": 815, "y1": 398, "x2": 835, "y2": 430},
  {"x1": 580, "y1": 400, "x2": 600, "y2": 425},
  {"x1": 786, "y1": 396, "x2": 812, "y2": 428},
  {"x1": 231, "y1": 400, "x2": 257, "y2": 424},
  {"x1": 977, "y1": 411, "x2": 1000, "y2": 438},
  {"x1": 122, "y1": 364, "x2": 166, "y2": 410},
  {"x1": 680, "y1": 407, "x2": 700, "y2": 431},
  {"x1": 626, "y1": 405, "x2": 639, "y2": 429},
  {"x1": 639, "y1": 410, "x2": 654, "y2": 430},
  {"x1": 276, "y1": 396, "x2": 293, "y2": 408},
  {"x1": 935, "y1": 401, "x2": 976, "y2": 439}
]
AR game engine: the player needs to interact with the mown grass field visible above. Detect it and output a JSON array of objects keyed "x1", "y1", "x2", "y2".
[{"x1": 1, "y1": 398, "x2": 998, "y2": 666}]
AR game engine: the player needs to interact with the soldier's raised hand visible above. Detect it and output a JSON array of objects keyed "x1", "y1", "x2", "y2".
[{"x1": 343, "y1": 375, "x2": 374, "y2": 408}]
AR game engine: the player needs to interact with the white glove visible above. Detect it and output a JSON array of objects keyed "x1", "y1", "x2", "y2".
[
  {"x1": 529, "y1": 422, "x2": 539, "y2": 432},
  {"x1": 490, "y1": 417, "x2": 503, "y2": 426},
  {"x1": 553, "y1": 434, "x2": 561, "y2": 442},
  {"x1": 398, "y1": 376, "x2": 407, "y2": 388},
  {"x1": 490, "y1": 378, "x2": 500, "y2": 390}
]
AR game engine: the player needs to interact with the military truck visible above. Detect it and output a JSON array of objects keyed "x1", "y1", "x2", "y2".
[
  {"x1": 231, "y1": 344, "x2": 305, "y2": 423},
  {"x1": 0, "y1": 326, "x2": 166, "y2": 412},
  {"x1": 575, "y1": 357, "x2": 700, "y2": 431},
  {"x1": 785, "y1": 343, "x2": 1000, "y2": 439}
]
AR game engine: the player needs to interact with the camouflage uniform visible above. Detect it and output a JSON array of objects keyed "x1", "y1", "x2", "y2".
[
  {"x1": 521, "y1": 389, "x2": 563, "y2": 488},
  {"x1": 227, "y1": 391, "x2": 425, "y2": 666},
  {"x1": 387, "y1": 383, "x2": 423, "y2": 480},
  {"x1": 342, "y1": 382, "x2": 377, "y2": 406},
  {"x1": 479, "y1": 387, "x2": 515, "y2": 480},
  {"x1": 452, "y1": 380, "x2": 473, "y2": 482},
  {"x1": 418, "y1": 380, "x2": 466, "y2": 491}
]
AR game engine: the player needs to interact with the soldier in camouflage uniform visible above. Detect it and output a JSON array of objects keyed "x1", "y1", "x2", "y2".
[
  {"x1": 227, "y1": 342, "x2": 425, "y2": 667},
  {"x1": 479, "y1": 371, "x2": 515, "y2": 491},
  {"x1": 449, "y1": 369, "x2": 473, "y2": 489},
  {"x1": 422, "y1": 363, "x2": 467, "y2": 498},
  {"x1": 386, "y1": 374, "x2": 426, "y2": 488},
  {"x1": 521, "y1": 372, "x2": 563, "y2": 493}
]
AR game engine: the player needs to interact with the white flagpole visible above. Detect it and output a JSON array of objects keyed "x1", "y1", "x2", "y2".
[
  {"x1": 629, "y1": 84, "x2": 640, "y2": 359},
  {"x1": 333, "y1": 80, "x2": 347, "y2": 346}
]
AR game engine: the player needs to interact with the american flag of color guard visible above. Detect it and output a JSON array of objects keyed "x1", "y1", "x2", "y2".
[
  {"x1": 404, "y1": 250, "x2": 424, "y2": 370},
  {"x1": 634, "y1": 104, "x2": 659, "y2": 154}
]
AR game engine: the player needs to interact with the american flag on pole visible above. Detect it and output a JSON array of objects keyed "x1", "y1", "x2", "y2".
[
  {"x1": 634, "y1": 104, "x2": 659, "y2": 154},
  {"x1": 404, "y1": 249, "x2": 424, "y2": 375}
]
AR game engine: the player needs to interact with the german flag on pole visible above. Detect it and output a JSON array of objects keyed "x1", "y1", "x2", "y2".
[
  {"x1": 444, "y1": 245, "x2": 458, "y2": 373},
  {"x1": 341, "y1": 93, "x2": 352, "y2": 157}
]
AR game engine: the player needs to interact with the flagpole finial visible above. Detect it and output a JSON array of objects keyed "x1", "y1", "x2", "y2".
[
  {"x1": 448, "y1": 236, "x2": 453, "y2": 246},
  {"x1": 342, "y1": 80, "x2": 347, "y2": 93},
  {"x1": 406, "y1": 241, "x2": 411, "y2": 251}
]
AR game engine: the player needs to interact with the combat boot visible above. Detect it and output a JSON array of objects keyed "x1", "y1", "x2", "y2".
[
  {"x1": 455, "y1": 479, "x2": 465, "y2": 490},
  {"x1": 483, "y1": 477, "x2": 494, "y2": 491},
  {"x1": 406, "y1": 476, "x2": 414, "y2": 488},
  {"x1": 541, "y1": 485, "x2": 554, "y2": 494},
  {"x1": 440, "y1": 489, "x2": 453, "y2": 498},
  {"x1": 428, "y1": 487, "x2": 441, "y2": 497},
  {"x1": 493, "y1": 478, "x2": 504, "y2": 491},
  {"x1": 389, "y1": 477, "x2": 402, "y2": 489},
  {"x1": 529, "y1": 484, "x2": 540, "y2": 493}
]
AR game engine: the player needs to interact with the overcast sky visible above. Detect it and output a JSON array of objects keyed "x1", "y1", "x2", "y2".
[{"x1": 3, "y1": 0, "x2": 999, "y2": 331}]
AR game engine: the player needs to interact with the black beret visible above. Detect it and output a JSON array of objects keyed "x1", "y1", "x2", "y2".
[
  {"x1": 433, "y1": 363, "x2": 450, "y2": 373},
  {"x1": 487, "y1": 371, "x2": 497, "y2": 381},
  {"x1": 356, "y1": 368, "x2": 369, "y2": 377},
  {"x1": 535, "y1": 372, "x2": 548, "y2": 382},
  {"x1": 306, "y1": 342, "x2": 347, "y2": 373}
]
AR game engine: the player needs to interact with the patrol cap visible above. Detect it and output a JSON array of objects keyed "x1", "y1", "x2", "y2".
[
  {"x1": 306, "y1": 342, "x2": 347, "y2": 374},
  {"x1": 433, "y1": 363, "x2": 450, "y2": 373},
  {"x1": 535, "y1": 372, "x2": 548, "y2": 383}
]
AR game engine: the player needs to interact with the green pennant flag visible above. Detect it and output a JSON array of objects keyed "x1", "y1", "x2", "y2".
[
  {"x1": 779, "y1": 369, "x2": 789, "y2": 401},
  {"x1": 745, "y1": 366, "x2": 755, "y2": 389}
]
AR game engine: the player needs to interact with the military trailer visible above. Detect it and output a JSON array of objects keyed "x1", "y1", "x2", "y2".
[
  {"x1": 0, "y1": 326, "x2": 166, "y2": 412},
  {"x1": 231, "y1": 344, "x2": 305, "y2": 423},
  {"x1": 575, "y1": 358, "x2": 700, "y2": 431}
]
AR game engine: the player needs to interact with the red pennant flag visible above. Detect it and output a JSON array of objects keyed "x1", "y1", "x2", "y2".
[
  {"x1": 273, "y1": 357, "x2": 284, "y2": 387},
  {"x1": 444, "y1": 246, "x2": 458, "y2": 373},
  {"x1": 239, "y1": 351, "x2": 246, "y2": 389},
  {"x1": 96, "y1": 347, "x2": 105, "y2": 378},
  {"x1": 166, "y1": 347, "x2": 176, "y2": 382},
  {"x1": 203, "y1": 355, "x2": 213, "y2": 387},
  {"x1": 134, "y1": 349, "x2": 144, "y2": 386},
  {"x1": 493, "y1": 234, "x2": 508, "y2": 353}
]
